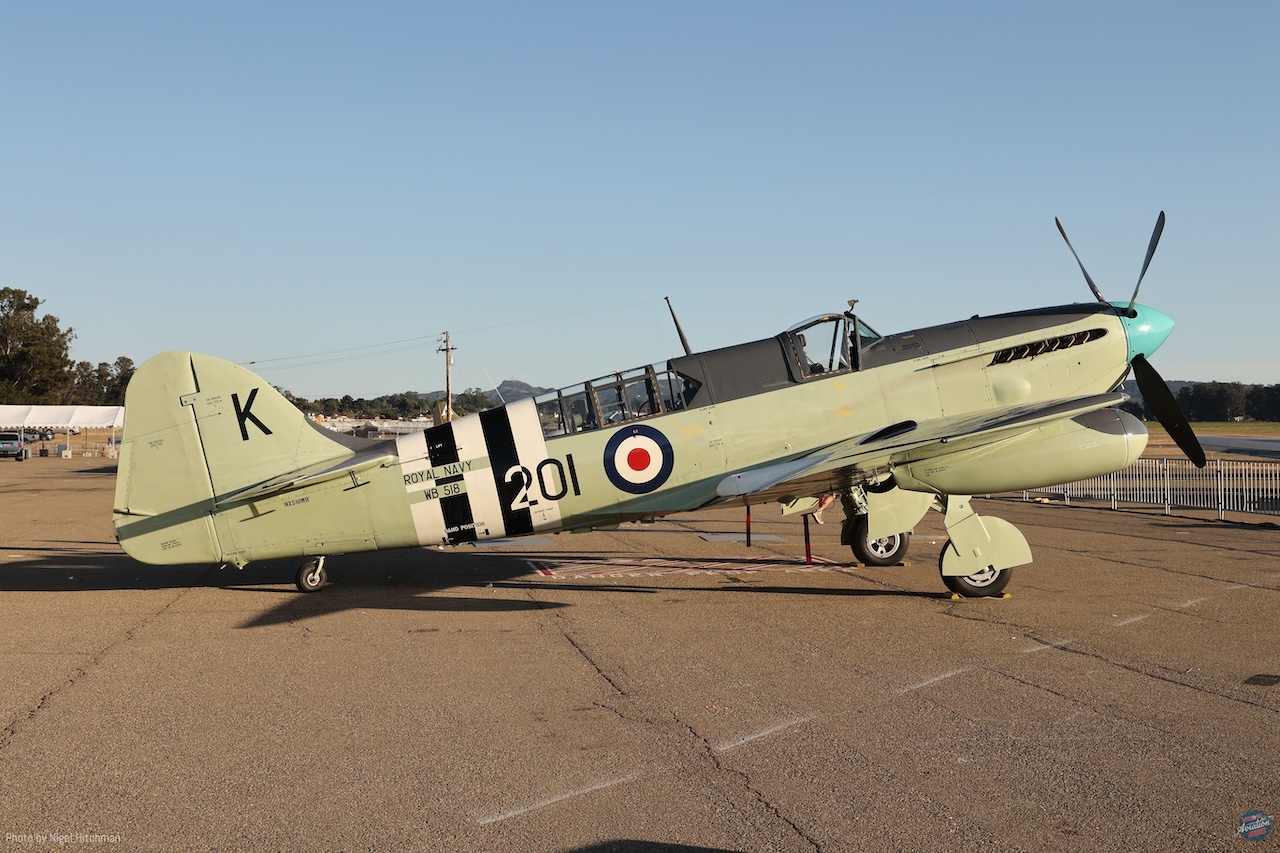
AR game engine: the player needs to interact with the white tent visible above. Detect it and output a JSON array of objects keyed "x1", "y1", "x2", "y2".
[{"x1": 0, "y1": 405, "x2": 124, "y2": 429}]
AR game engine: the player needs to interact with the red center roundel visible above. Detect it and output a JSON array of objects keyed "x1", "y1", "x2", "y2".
[
  {"x1": 627, "y1": 447, "x2": 651, "y2": 471},
  {"x1": 603, "y1": 425, "x2": 674, "y2": 494}
]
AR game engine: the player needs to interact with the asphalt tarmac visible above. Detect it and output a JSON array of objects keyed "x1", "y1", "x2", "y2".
[{"x1": 2, "y1": 457, "x2": 1278, "y2": 852}]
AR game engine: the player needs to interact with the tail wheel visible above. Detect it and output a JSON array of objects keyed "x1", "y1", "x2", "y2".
[
  {"x1": 850, "y1": 515, "x2": 910, "y2": 567},
  {"x1": 938, "y1": 545, "x2": 1012, "y2": 597},
  {"x1": 296, "y1": 557, "x2": 327, "y2": 593}
]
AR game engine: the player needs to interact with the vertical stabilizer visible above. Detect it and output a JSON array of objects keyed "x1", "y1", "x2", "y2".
[{"x1": 113, "y1": 351, "x2": 355, "y2": 565}]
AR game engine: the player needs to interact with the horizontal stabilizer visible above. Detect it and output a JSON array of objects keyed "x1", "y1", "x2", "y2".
[{"x1": 225, "y1": 450, "x2": 396, "y2": 505}]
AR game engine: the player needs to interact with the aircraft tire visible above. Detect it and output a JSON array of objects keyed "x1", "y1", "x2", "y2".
[
  {"x1": 296, "y1": 560, "x2": 327, "y2": 593},
  {"x1": 938, "y1": 547, "x2": 1012, "y2": 597},
  {"x1": 850, "y1": 515, "x2": 910, "y2": 567}
]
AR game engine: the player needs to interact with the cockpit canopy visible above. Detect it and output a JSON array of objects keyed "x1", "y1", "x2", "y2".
[
  {"x1": 784, "y1": 313, "x2": 882, "y2": 379},
  {"x1": 532, "y1": 305, "x2": 881, "y2": 439}
]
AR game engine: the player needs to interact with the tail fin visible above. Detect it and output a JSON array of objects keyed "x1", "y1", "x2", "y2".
[{"x1": 113, "y1": 351, "x2": 355, "y2": 565}]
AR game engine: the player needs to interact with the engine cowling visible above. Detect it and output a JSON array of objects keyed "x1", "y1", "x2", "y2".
[{"x1": 892, "y1": 408, "x2": 1148, "y2": 496}]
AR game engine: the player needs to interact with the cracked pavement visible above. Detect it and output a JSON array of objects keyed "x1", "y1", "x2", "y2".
[{"x1": 2, "y1": 457, "x2": 1278, "y2": 851}]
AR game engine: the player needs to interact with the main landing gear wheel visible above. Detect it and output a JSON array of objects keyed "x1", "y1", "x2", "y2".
[
  {"x1": 938, "y1": 546, "x2": 1012, "y2": 597},
  {"x1": 296, "y1": 557, "x2": 327, "y2": 593},
  {"x1": 849, "y1": 515, "x2": 911, "y2": 567}
]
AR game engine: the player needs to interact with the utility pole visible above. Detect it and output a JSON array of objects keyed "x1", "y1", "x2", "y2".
[{"x1": 437, "y1": 331, "x2": 455, "y2": 422}]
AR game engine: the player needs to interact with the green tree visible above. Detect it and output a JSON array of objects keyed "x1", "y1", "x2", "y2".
[
  {"x1": 1246, "y1": 384, "x2": 1280, "y2": 421},
  {"x1": 1178, "y1": 382, "x2": 1247, "y2": 421},
  {"x1": 387, "y1": 391, "x2": 424, "y2": 418},
  {"x1": 0, "y1": 288, "x2": 75, "y2": 404},
  {"x1": 453, "y1": 387, "x2": 496, "y2": 415},
  {"x1": 70, "y1": 361, "x2": 111, "y2": 404},
  {"x1": 69, "y1": 356, "x2": 135, "y2": 405},
  {"x1": 107, "y1": 356, "x2": 135, "y2": 404}
]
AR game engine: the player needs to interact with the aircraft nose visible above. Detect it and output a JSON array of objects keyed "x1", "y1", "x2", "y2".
[{"x1": 1119, "y1": 303, "x2": 1175, "y2": 362}]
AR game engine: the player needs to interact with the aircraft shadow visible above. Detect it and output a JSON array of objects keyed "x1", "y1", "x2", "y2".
[
  {"x1": 0, "y1": 547, "x2": 205, "y2": 592},
  {"x1": 1, "y1": 541, "x2": 944, "y2": 633},
  {"x1": 1149, "y1": 519, "x2": 1280, "y2": 531},
  {"x1": 489, "y1": 579, "x2": 947, "y2": 601},
  {"x1": 719, "y1": 584, "x2": 949, "y2": 600},
  {"x1": 564, "y1": 843, "x2": 742, "y2": 853},
  {"x1": 0, "y1": 543, "x2": 540, "y2": 596},
  {"x1": 235, "y1": 547, "x2": 576, "y2": 627},
  {"x1": 0, "y1": 544, "x2": 569, "y2": 626},
  {"x1": 69, "y1": 464, "x2": 120, "y2": 475}
]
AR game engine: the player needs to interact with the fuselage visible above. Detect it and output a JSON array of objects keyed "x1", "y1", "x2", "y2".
[{"x1": 113, "y1": 300, "x2": 1162, "y2": 568}]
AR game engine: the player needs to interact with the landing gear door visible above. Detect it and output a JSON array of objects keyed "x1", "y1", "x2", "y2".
[{"x1": 864, "y1": 488, "x2": 934, "y2": 541}]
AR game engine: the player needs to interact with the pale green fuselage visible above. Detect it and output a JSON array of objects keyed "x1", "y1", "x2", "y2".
[{"x1": 112, "y1": 302, "x2": 1141, "y2": 569}]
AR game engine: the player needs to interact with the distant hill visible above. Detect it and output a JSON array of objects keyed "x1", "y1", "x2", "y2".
[
  {"x1": 420, "y1": 379, "x2": 554, "y2": 407},
  {"x1": 495, "y1": 379, "x2": 554, "y2": 402}
]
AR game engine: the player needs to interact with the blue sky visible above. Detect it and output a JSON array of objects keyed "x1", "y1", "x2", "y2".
[{"x1": 3, "y1": 2, "x2": 1276, "y2": 399}]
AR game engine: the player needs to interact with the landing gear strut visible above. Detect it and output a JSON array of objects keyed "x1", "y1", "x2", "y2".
[
  {"x1": 296, "y1": 556, "x2": 327, "y2": 593},
  {"x1": 935, "y1": 495, "x2": 1026, "y2": 597}
]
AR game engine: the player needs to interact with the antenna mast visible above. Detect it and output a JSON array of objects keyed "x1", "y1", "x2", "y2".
[{"x1": 665, "y1": 296, "x2": 693, "y2": 356}]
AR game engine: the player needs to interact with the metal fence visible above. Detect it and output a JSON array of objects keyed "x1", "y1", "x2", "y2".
[{"x1": 1024, "y1": 458, "x2": 1280, "y2": 520}]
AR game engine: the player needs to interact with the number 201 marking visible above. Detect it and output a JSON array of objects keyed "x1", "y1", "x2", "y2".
[{"x1": 504, "y1": 455, "x2": 581, "y2": 511}]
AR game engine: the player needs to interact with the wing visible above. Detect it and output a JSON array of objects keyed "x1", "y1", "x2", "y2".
[{"x1": 716, "y1": 392, "x2": 1128, "y2": 504}]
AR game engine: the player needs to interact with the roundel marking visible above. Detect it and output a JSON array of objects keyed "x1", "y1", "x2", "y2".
[{"x1": 604, "y1": 424, "x2": 675, "y2": 494}]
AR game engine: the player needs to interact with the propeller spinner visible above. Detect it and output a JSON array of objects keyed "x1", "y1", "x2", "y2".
[{"x1": 1055, "y1": 211, "x2": 1205, "y2": 468}]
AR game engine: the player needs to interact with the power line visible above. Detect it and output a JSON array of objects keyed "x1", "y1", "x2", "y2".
[{"x1": 241, "y1": 297, "x2": 664, "y2": 373}]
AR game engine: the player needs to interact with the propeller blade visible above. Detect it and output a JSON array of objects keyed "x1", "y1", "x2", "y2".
[
  {"x1": 1055, "y1": 217, "x2": 1107, "y2": 304},
  {"x1": 1131, "y1": 353, "x2": 1205, "y2": 468},
  {"x1": 1126, "y1": 210, "x2": 1166, "y2": 313}
]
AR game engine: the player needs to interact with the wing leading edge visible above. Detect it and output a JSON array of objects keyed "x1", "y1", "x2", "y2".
[{"x1": 716, "y1": 392, "x2": 1131, "y2": 503}]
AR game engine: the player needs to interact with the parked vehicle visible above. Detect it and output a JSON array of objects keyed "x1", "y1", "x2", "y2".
[{"x1": 0, "y1": 432, "x2": 23, "y2": 460}]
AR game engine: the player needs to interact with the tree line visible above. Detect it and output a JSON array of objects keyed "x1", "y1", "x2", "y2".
[
  {"x1": 4, "y1": 286, "x2": 1278, "y2": 421},
  {"x1": 1116, "y1": 380, "x2": 1280, "y2": 423},
  {"x1": 282, "y1": 387, "x2": 498, "y2": 420},
  {"x1": 0, "y1": 288, "x2": 499, "y2": 417},
  {"x1": 1, "y1": 288, "x2": 135, "y2": 405},
  {"x1": 1177, "y1": 382, "x2": 1280, "y2": 422}
]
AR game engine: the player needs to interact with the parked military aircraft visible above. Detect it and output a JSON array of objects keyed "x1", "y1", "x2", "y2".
[{"x1": 112, "y1": 213, "x2": 1203, "y2": 596}]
